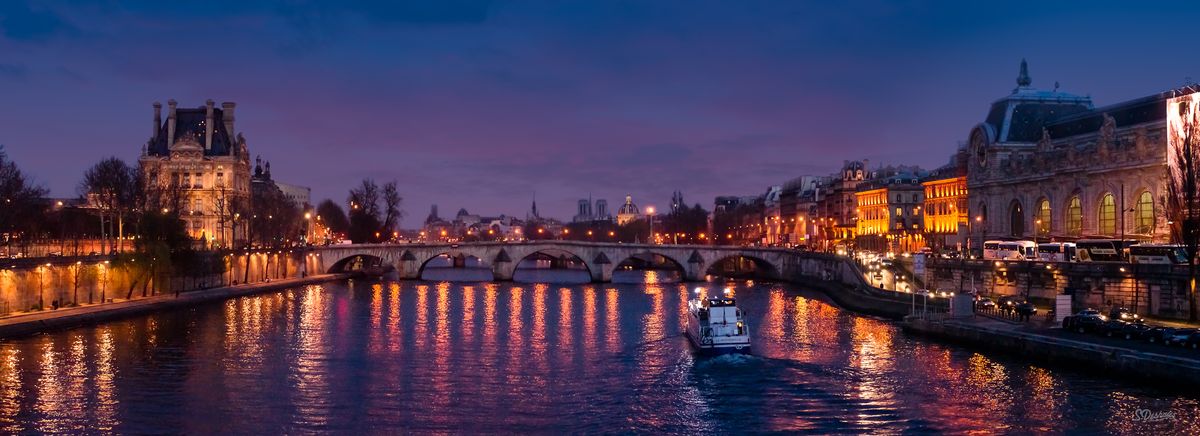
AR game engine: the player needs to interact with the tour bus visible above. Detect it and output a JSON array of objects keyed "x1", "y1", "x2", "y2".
[
  {"x1": 1075, "y1": 239, "x2": 1136, "y2": 262},
  {"x1": 997, "y1": 240, "x2": 1037, "y2": 260},
  {"x1": 1036, "y1": 242, "x2": 1077, "y2": 262},
  {"x1": 982, "y1": 241, "x2": 1002, "y2": 259},
  {"x1": 1128, "y1": 244, "x2": 1190, "y2": 265}
]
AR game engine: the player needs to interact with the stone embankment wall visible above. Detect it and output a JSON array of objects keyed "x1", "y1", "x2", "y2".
[
  {"x1": 903, "y1": 318, "x2": 1200, "y2": 389},
  {"x1": 774, "y1": 251, "x2": 945, "y2": 319},
  {"x1": 923, "y1": 258, "x2": 1192, "y2": 319},
  {"x1": 0, "y1": 252, "x2": 324, "y2": 316}
]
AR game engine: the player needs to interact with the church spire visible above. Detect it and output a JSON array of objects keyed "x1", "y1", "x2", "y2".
[
  {"x1": 530, "y1": 192, "x2": 539, "y2": 219},
  {"x1": 1016, "y1": 58, "x2": 1032, "y2": 88}
]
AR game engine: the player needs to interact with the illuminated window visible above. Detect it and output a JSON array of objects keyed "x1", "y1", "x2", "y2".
[
  {"x1": 895, "y1": 207, "x2": 903, "y2": 216},
  {"x1": 1135, "y1": 191, "x2": 1154, "y2": 234},
  {"x1": 1098, "y1": 194, "x2": 1116, "y2": 235},
  {"x1": 1067, "y1": 196, "x2": 1082, "y2": 236},
  {"x1": 1036, "y1": 199, "x2": 1051, "y2": 236}
]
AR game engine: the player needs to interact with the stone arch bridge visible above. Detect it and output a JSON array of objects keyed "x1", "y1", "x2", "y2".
[{"x1": 309, "y1": 241, "x2": 845, "y2": 283}]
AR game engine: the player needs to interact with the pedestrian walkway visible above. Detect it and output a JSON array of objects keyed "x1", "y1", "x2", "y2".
[{"x1": 0, "y1": 274, "x2": 348, "y2": 338}]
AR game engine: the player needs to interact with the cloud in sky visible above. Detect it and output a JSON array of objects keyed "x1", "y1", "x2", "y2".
[{"x1": 2, "y1": 1, "x2": 1200, "y2": 226}]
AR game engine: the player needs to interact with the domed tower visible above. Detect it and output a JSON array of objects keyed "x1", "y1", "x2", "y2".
[{"x1": 616, "y1": 195, "x2": 640, "y2": 225}]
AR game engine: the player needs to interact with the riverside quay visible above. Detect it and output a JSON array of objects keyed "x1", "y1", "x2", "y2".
[{"x1": 2, "y1": 2, "x2": 1200, "y2": 433}]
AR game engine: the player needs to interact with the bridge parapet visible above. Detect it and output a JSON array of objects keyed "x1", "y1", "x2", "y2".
[{"x1": 310, "y1": 242, "x2": 850, "y2": 284}]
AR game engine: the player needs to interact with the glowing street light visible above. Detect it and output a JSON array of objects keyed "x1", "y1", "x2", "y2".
[{"x1": 645, "y1": 206, "x2": 656, "y2": 244}]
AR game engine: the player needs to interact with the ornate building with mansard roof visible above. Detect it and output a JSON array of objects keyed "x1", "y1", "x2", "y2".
[
  {"x1": 139, "y1": 99, "x2": 251, "y2": 247},
  {"x1": 967, "y1": 60, "x2": 1192, "y2": 246}
]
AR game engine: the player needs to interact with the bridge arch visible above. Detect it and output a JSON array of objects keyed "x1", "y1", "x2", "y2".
[
  {"x1": 705, "y1": 254, "x2": 779, "y2": 280},
  {"x1": 612, "y1": 251, "x2": 687, "y2": 283},
  {"x1": 512, "y1": 248, "x2": 593, "y2": 283},
  {"x1": 327, "y1": 253, "x2": 388, "y2": 274},
  {"x1": 417, "y1": 252, "x2": 494, "y2": 281}
]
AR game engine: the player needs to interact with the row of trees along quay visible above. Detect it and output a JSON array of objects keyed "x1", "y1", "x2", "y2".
[{"x1": 0, "y1": 146, "x2": 412, "y2": 308}]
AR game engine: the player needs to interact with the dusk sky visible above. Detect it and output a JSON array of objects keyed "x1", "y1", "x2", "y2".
[{"x1": 4, "y1": 1, "x2": 1200, "y2": 227}]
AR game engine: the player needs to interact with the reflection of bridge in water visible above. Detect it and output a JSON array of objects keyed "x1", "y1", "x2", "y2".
[{"x1": 311, "y1": 241, "x2": 848, "y2": 283}]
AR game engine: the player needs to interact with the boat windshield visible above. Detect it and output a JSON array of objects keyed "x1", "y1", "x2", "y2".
[{"x1": 705, "y1": 297, "x2": 736, "y2": 307}]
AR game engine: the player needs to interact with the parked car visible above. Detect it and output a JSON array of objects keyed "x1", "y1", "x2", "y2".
[
  {"x1": 1108, "y1": 307, "x2": 1141, "y2": 323},
  {"x1": 975, "y1": 297, "x2": 997, "y2": 309},
  {"x1": 997, "y1": 296, "x2": 1021, "y2": 313},
  {"x1": 1165, "y1": 328, "x2": 1197, "y2": 346},
  {"x1": 1186, "y1": 331, "x2": 1200, "y2": 350},
  {"x1": 1063, "y1": 309, "x2": 1107, "y2": 333},
  {"x1": 1098, "y1": 320, "x2": 1150, "y2": 339},
  {"x1": 1116, "y1": 321, "x2": 1152, "y2": 340},
  {"x1": 1145, "y1": 327, "x2": 1180, "y2": 345},
  {"x1": 1015, "y1": 302, "x2": 1038, "y2": 317}
]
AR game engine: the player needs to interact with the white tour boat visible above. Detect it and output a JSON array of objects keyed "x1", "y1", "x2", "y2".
[{"x1": 685, "y1": 291, "x2": 751, "y2": 355}]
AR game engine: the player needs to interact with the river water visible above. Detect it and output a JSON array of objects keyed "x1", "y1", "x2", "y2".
[{"x1": 0, "y1": 273, "x2": 1195, "y2": 434}]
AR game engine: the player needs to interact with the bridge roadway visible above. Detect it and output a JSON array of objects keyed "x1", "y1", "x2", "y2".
[{"x1": 309, "y1": 241, "x2": 852, "y2": 283}]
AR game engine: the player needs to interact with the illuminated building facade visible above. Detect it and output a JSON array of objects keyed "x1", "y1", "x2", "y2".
[
  {"x1": 967, "y1": 61, "x2": 1183, "y2": 246},
  {"x1": 853, "y1": 172, "x2": 925, "y2": 252},
  {"x1": 139, "y1": 99, "x2": 250, "y2": 246},
  {"x1": 922, "y1": 155, "x2": 968, "y2": 251},
  {"x1": 815, "y1": 160, "x2": 868, "y2": 249}
]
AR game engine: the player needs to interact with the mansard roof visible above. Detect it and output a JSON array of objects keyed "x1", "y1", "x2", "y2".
[
  {"x1": 147, "y1": 106, "x2": 235, "y2": 157},
  {"x1": 1046, "y1": 85, "x2": 1200, "y2": 139},
  {"x1": 984, "y1": 88, "x2": 1093, "y2": 143}
]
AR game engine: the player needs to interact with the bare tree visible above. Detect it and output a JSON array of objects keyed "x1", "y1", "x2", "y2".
[
  {"x1": 0, "y1": 145, "x2": 49, "y2": 255},
  {"x1": 382, "y1": 181, "x2": 404, "y2": 239},
  {"x1": 315, "y1": 199, "x2": 350, "y2": 239},
  {"x1": 348, "y1": 179, "x2": 383, "y2": 243},
  {"x1": 79, "y1": 157, "x2": 137, "y2": 253},
  {"x1": 1167, "y1": 92, "x2": 1200, "y2": 322},
  {"x1": 250, "y1": 183, "x2": 301, "y2": 248},
  {"x1": 211, "y1": 185, "x2": 247, "y2": 249}
]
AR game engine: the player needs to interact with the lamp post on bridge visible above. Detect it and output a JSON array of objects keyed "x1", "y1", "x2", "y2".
[{"x1": 646, "y1": 206, "x2": 656, "y2": 244}]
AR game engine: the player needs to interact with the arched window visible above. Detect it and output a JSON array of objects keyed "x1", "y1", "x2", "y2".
[
  {"x1": 1036, "y1": 199, "x2": 1051, "y2": 236},
  {"x1": 1067, "y1": 196, "x2": 1082, "y2": 236},
  {"x1": 1098, "y1": 193, "x2": 1116, "y2": 236},
  {"x1": 1009, "y1": 201, "x2": 1024, "y2": 237},
  {"x1": 1135, "y1": 191, "x2": 1154, "y2": 234}
]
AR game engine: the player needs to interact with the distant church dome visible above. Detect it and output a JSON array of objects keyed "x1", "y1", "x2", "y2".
[{"x1": 617, "y1": 195, "x2": 639, "y2": 216}]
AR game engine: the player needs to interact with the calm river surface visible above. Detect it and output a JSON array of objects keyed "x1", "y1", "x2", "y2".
[{"x1": 0, "y1": 274, "x2": 1196, "y2": 434}]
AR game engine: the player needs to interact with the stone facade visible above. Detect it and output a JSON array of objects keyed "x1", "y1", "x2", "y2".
[
  {"x1": 926, "y1": 258, "x2": 1193, "y2": 319},
  {"x1": 922, "y1": 171, "x2": 968, "y2": 251},
  {"x1": 854, "y1": 172, "x2": 925, "y2": 252},
  {"x1": 967, "y1": 62, "x2": 1181, "y2": 246},
  {"x1": 815, "y1": 160, "x2": 868, "y2": 248},
  {"x1": 139, "y1": 100, "x2": 251, "y2": 247}
]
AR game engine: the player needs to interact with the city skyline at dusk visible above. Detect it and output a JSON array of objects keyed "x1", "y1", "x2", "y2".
[{"x1": 5, "y1": 1, "x2": 1200, "y2": 225}]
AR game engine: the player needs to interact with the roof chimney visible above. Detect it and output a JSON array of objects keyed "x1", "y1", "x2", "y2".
[
  {"x1": 166, "y1": 99, "x2": 177, "y2": 149},
  {"x1": 221, "y1": 101, "x2": 236, "y2": 138},
  {"x1": 205, "y1": 99, "x2": 214, "y2": 150},
  {"x1": 152, "y1": 102, "x2": 161, "y2": 141}
]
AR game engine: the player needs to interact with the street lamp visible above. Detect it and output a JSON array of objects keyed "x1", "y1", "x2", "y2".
[
  {"x1": 645, "y1": 206, "x2": 656, "y2": 244},
  {"x1": 304, "y1": 212, "x2": 312, "y2": 244}
]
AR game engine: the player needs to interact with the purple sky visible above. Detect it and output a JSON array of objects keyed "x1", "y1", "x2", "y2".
[{"x1": 3, "y1": 1, "x2": 1200, "y2": 227}]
